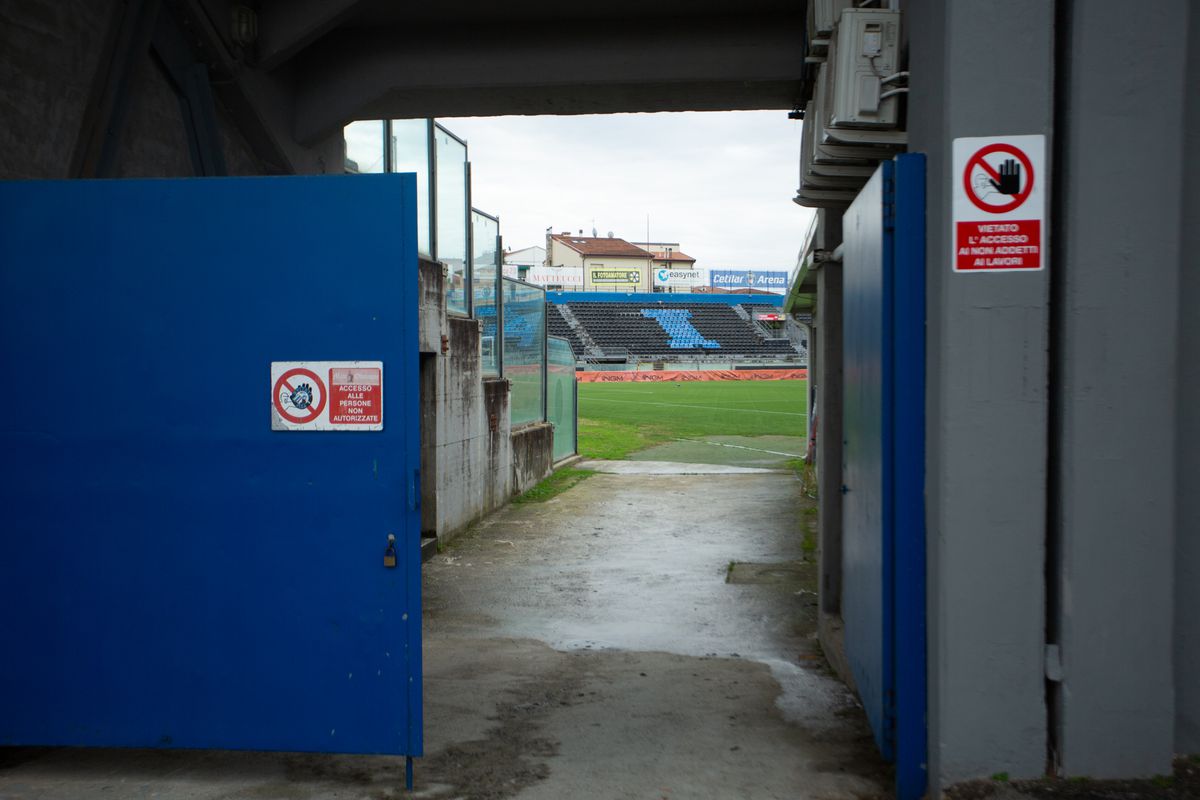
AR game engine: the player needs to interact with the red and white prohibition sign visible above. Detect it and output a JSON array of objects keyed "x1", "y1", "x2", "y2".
[
  {"x1": 273, "y1": 367, "x2": 327, "y2": 424},
  {"x1": 270, "y1": 361, "x2": 385, "y2": 431},
  {"x1": 952, "y1": 134, "x2": 1046, "y2": 273},
  {"x1": 962, "y1": 143, "x2": 1034, "y2": 213}
]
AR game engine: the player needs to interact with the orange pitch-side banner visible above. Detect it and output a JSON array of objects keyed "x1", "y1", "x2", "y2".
[{"x1": 577, "y1": 369, "x2": 808, "y2": 383}]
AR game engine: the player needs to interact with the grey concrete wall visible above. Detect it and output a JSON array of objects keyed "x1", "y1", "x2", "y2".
[
  {"x1": 112, "y1": 51, "x2": 200, "y2": 178},
  {"x1": 1051, "y1": 0, "x2": 1189, "y2": 776},
  {"x1": 111, "y1": 49, "x2": 265, "y2": 178},
  {"x1": 907, "y1": 0, "x2": 1054, "y2": 788},
  {"x1": 512, "y1": 423, "x2": 555, "y2": 495},
  {"x1": 433, "y1": 315, "x2": 509, "y2": 541},
  {"x1": 0, "y1": 0, "x2": 111, "y2": 178},
  {"x1": 1177, "y1": 3, "x2": 1200, "y2": 757},
  {"x1": 0, "y1": 0, "x2": 334, "y2": 179},
  {"x1": 814, "y1": 260, "x2": 843, "y2": 616},
  {"x1": 417, "y1": 259, "x2": 555, "y2": 545}
]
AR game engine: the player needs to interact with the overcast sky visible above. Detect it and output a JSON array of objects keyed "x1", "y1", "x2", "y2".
[{"x1": 444, "y1": 111, "x2": 814, "y2": 271}]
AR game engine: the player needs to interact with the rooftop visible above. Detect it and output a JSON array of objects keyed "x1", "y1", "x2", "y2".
[
  {"x1": 651, "y1": 251, "x2": 696, "y2": 263},
  {"x1": 551, "y1": 234, "x2": 653, "y2": 258}
]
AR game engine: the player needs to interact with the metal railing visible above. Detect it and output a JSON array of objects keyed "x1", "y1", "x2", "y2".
[
  {"x1": 502, "y1": 277, "x2": 547, "y2": 427},
  {"x1": 547, "y1": 336, "x2": 577, "y2": 461},
  {"x1": 344, "y1": 118, "x2": 472, "y2": 316},
  {"x1": 345, "y1": 121, "x2": 577, "y2": 452}
]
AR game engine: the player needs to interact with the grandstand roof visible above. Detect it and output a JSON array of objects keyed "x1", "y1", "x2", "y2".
[{"x1": 551, "y1": 234, "x2": 652, "y2": 258}]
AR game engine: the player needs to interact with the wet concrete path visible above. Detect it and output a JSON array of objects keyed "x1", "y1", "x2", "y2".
[
  {"x1": 418, "y1": 469, "x2": 889, "y2": 799},
  {"x1": 0, "y1": 465, "x2": 888, "y2": 800}
]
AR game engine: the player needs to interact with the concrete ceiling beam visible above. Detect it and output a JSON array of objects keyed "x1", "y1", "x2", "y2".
[
  {"x1": 255, "y1": 0, "x2": 363, "y2": 71},
  {"x1": 290, "y1": 14, "x2": 805, "y2": 144},
  {"x1": 166, "y1": 0, "x2": 344, "y2": 173}
]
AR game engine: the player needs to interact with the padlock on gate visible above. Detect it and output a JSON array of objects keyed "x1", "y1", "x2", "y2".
[{"x1": 383, "y1": 533, "x2": 397, "y2": 568}]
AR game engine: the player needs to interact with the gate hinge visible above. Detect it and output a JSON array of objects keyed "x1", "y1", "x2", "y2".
[
  {"x1": 1044, "y1": 643, "x2": 1063, "y2": 683},
  {"x1": 883, "y1": 176, "x2": 896, "y2": 231}
]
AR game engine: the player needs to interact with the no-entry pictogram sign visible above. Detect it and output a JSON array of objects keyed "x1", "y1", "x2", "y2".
[
  {"x1": 963, "y1": 143, "x2": 1035, "y2": 213},
  {"x1": 271, "y1": 361, "x2": 384, "y2": 431},
  {"x1": 273, "y1": 367, "x2": 327, "y2": 425},
  {"x1": 953, "y1": 135, "x2": 1046, "y2": 273}
]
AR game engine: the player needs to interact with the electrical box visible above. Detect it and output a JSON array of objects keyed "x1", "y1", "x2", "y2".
[
  {"x1": 807, "y1": 0, "x2": 854, "y2": 54},
  {"x1": 811, "y1": 0, "x2": 854, "y2": 38},
  {"x1": 815, "y1": 63, "x2": 906, "y2": 158},
  {"x1": 830, "y1": 8, "x2": 902, "y2": 129},
  {"x1": 797, "y1": 103, "x2": 861, "y2": 209},
  {"x1": 797, "y1": 13, "x2": 907, "y2": 210}
]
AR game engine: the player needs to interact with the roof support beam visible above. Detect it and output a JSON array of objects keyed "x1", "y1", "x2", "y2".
[
  {"x1": 164, "y1": 0, "x2": 343, "y2": 174},
  {"x1": 69, "y1": 0, "x2": 162, "y2": 178},
  {"x1": 255, "y1": 0, "x2": 362, "y2": 71},
  {"x1": 291, "y1": 14, "x2": 805, "y2": 144}
]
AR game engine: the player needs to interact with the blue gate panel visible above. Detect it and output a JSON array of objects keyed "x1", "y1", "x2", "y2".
[
  {"x1": 842, "y1": 164, "x2": 893, "y2": 759},
  {"x1": 891, "y1": 153, "x2": 928, "y2": 800},
  {"x1": 0, "y1": 176, "x2": 422, "y2": 756},
  {"x1": 841, "y1": 154, "x2": 927, "y2": 800}
]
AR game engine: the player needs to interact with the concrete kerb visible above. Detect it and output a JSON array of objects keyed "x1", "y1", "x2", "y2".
[{"x1": 552, "y1": 454, "x2": 584, "y2": 470}]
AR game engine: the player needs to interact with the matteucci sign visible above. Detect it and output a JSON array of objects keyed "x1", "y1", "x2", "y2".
[{"x1": 952, "y1": 135, "x2": 1046, "y2": 273}]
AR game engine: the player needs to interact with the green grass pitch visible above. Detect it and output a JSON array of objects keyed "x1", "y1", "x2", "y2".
[{"x1": 577, "y1": 379, "x2": 808, "y2": 460}]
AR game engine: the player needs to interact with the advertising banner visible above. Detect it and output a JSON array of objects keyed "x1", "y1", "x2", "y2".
[
  {"x1": 653, "y1": 267, "x2": 702, "y2": 288},
  {"x1": 590, "y1": 268, "x2": 642, "y2": 287},
  {"x1": 527, "y1": 265, "x2": 583, "y2": 286},
  {"x1": 577, "y1": 369, "x2": 808, "y2": 383},
  {"x1": 709, "y1": 269, "x2": 789, "y2": 293}
]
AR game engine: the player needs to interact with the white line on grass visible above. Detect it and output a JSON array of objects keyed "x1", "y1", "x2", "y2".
[
  {"x1": 581, "y1": 396, "x2": 807, "y2": 416},
  {"x1": 674, "y1": 438, "x2": 806, "y2": 458}
]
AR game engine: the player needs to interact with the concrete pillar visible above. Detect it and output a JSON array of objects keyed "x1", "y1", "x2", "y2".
[
  {"x1": 1177, "y1": 3, "x2": 1200, "y2": 758},
  {"x1": 815, "y1": 260, "x2": 843, "y2": 615},
  {"x1": 907, "y1": 0, "x2": 1054, "y2": 788},
  {"x1": 1051, "y1": 0, "x2": 1190, "y2": 776}
]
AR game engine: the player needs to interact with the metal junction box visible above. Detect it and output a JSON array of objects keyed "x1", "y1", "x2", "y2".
[
  {"x1": 808, "y1": 0, "x2": 854, "y2": 54},
  {"x1": 830, "y1": 9, "x2": 902, "y2": 129}
]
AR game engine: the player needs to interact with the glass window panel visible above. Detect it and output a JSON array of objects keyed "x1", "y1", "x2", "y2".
[
  {"x1": 547, "y1": 336, "x2": 577, "y2": 461},
  {"x1": 472, "y1": 211, "x2": 500, "y2": 376},
  {"x1": 435, "y1": 126, "x2": 468, "y2": 316},
  {"x1": 502, "y1": 278, "x2": 545, "y2": 426},
  {"x1": 343, "y1": 121, "x2": 385, "y2": 174},
  {"x1": 391, "y1": 119, "x2": 431, "y2": 258}
]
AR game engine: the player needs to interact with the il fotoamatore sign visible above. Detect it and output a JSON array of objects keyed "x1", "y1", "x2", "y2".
[
  {"x1": 590, "y1": 268, "x2": 642, "y2": 287},
  {"x1": 654, "y1": 267, "x2": 701, "y2": 288},
  {"x1": 952, "y1": 135, "x2": 1046, "y2": 272},
  {"x1": 526, "y1": 265, "x2": 583, "y2": 287}
]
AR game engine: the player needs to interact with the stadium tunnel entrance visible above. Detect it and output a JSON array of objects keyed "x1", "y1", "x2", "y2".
[
  {"x1": 5, "y1": 1, "x2": 1200, "y2": 799},
  {"x1": 399, "y1": 110, "x2": 885, "y2": 798},
  {"x1": 0, "y1": 2, "x2": 929, "y2": 798}
]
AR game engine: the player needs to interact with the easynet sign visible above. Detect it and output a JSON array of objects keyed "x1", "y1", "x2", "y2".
[
  {"x1": 653, "y1": 267, "x2": 701, "y2": 288},
  {"x1": 709, "y1": 269, "x2": 789, "y2": 292}
]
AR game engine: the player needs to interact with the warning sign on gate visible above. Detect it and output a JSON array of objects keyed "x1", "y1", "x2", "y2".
[
  {"x1": 329, "y1": 366, "x2": 382, "y2": 426},
  {"x1": 952, "y1": 135, "x2": 1045, "y2": 272},
  {"x1": 271, "y1": 361, "x2": 383, "y2": 431}
]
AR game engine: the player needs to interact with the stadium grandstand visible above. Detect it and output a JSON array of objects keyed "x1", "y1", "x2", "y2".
[{"x1": 546, "y1": 292, "x2": 808, "y2": 366}]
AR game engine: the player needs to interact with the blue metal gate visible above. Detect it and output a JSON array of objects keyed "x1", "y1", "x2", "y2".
[
  {"x1": 0, "y1": 176, "x2": 423, "y2": 759},
  {"x1": 842, "y1": 154, "x2": 927, "y2": 800}
]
